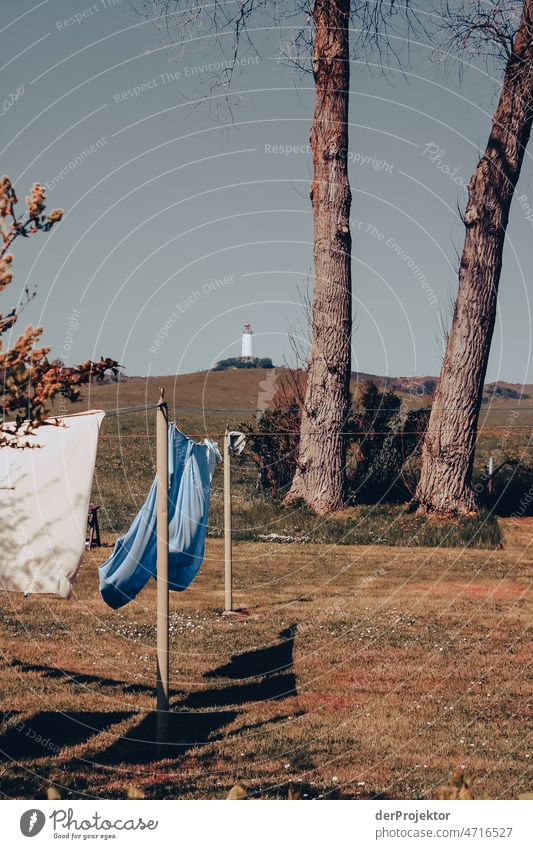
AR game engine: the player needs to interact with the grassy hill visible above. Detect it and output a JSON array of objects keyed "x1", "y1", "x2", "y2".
[{"x1": 66, "y1": 367, "x2": 533, "y2": 416}]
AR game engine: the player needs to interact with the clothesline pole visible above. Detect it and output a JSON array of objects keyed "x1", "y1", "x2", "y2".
[
  {"x1": 156, "y1": 388, "x2": 169, "y2": 747},
  {"x1": 224, "y1": 427, "x2": 233, "y2": 613}
]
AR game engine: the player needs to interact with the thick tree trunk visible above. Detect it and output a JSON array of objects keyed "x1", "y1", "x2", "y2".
[
  {"x1": 416, "y1": 2, "x2": 533, "y2": 516},
  {"x1": 285, "y1": 0, "x2": 352, "y2": 514}
]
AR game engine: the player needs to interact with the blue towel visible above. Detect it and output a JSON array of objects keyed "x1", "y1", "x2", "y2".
[{"x1": 99, "y1": 426, "x2": 221, "y2": 609}]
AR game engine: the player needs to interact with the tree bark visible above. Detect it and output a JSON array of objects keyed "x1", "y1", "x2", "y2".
[
  {"x1": 416, "y1": 1, "x2": 533, "y2": 516},
  {"x1": 285, "y1": 0, "x2": 352, "y2": 514}
]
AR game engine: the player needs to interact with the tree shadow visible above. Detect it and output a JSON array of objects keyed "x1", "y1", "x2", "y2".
[
  {"x1": 206, "y1": 625, "x2": 296, "y2": 680},
  {"x1": 0, "y1": 711, "x2": 132, "y2": 762}
]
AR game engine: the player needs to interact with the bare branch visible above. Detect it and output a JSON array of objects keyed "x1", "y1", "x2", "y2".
[
  {"x1": 139, "y1": 1, "x2": 423, "y2": 96},
  {"x1": 434, "y1": 0, "x2": 524, "y2": 71}
]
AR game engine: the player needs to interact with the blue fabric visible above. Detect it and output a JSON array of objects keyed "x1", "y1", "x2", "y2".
[{"x1": 99, "y1": 426, "x2": 219, "y2": 609}]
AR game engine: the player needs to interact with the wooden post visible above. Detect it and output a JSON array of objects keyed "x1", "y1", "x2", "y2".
[
  {"x1": 224, "y1": 428, "x2": 232, "y2": 613},
  {"x1": 156, "y1": 388, "x2": 169, "y2": 745}
]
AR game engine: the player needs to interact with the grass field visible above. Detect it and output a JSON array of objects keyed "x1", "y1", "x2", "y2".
[
  {"x1": 92, "y1": 414, "x2": 503, "y2": 547},
  {"x1": 65, "y1": 369, "x2": 533, "y2": 546},
  {"x1": 1, "y1": 371, "x2": 530, "y2": 800},
  {"x1": 75, "y1": 370, "x2": 533, "y2": 522},
  {"x1": 0, "y1": 519, "x2": 531, "y2": 800}
]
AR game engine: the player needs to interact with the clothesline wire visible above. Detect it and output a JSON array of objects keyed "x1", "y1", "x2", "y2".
[
  {"x1": 102, "y1": 402, "x2": 163, "y2": 417},
  {"x1": 95, "y1": 403, "x2": 533, "y2": 438},
  {"x1": 98, "y1": 429, "x2": 532, "y2": 438},
  {"x1": 97, "y1": 405, "x2": 533, "y2": 415},
  {"x1": 167, "y1": 406, "x2": 533, "y2": 413}
]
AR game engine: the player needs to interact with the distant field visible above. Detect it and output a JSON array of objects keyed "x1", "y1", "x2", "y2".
[
  {"x1": 56, "y1": 369, "x2": 533, "y2": 544},
  {"x1": 0, "y1": 520, "x2": 531, "y2": 800},
  {"x1": 55, "y1": 367, "x2": 533, "y2": 420}
]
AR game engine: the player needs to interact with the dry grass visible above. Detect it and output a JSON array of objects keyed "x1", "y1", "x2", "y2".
[
  {"x1": 1, "y1": 519, "x2": 531, "y2": 800},
  {"x1": 55, "y1": 369, "x2": 533, "y2": 419},
  {"x1": 64, "y1": 372, "x2": 531, "y2": 545},
  {"x1": 89, "y1": 404, "x2": 503, "y2": 547}
]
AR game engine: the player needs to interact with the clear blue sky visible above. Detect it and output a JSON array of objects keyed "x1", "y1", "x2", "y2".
[{"x1": 2, "y1": 0, "x2": 532, "y2": 383}]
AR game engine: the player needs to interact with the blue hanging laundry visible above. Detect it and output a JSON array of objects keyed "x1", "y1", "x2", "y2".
[{"x1": 99, "y1": 425, "x2": 221, "y2": 609}]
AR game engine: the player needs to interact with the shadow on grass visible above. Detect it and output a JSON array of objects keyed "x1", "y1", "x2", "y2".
[
  {"x1": 186, "y1": 624, "x2": 297, "y2": 707},
  {"x1": 206, "y1": 625, "x2": 296, "y2": 680},
  {"x1": 94, "y1": 625, "x2": 299, "y2": 765},
  {"x1": 94, "y1": 709, "x2": 238, "y2": 765},
  {"x1": 9, "y1": 658, "x2": 154, "y2": 694},
  {"x1": 0, "y1": 711, "x2": 132, "y2": 762},
  {"x1": 2, "y1": 627, "x2": 300, "y2": 771}
]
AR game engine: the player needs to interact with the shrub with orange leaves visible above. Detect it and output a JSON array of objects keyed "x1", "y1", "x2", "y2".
[{"x1": 0, "y1": 175, "x2": 118, "y2": 447}]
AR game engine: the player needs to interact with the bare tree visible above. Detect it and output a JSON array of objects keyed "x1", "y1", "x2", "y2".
[
  {"x1": 144, "y1": 0, "x2": 415, "y2": 513},
  {"x1": 284, "y1": 0, "x2": 352, "y2": 513},
  {"x1": 416, "y1": 0, "x2": 533, "y2": 515}
]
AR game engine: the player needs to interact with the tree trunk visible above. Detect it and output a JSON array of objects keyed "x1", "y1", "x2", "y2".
[
  {"x1": 416, "y1": 1, "x2": 533, "y2": 516},
  {"x1": 285, "y1": 0, "x2": 352, "y2": 514}
]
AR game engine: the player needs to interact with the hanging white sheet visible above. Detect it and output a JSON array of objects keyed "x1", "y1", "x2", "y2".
[{"x1": 0, "y1": 410, "x2": 104, "y2": 598}]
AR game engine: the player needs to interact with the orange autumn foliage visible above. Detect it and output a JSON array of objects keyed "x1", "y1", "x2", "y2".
[{"x1": 0, "y1": 175, "x2": 118, "y2": 447}]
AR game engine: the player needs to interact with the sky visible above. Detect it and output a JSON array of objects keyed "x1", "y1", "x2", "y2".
[{"x1": 2, "y1": 0, "x2": 532, "y2": 383}]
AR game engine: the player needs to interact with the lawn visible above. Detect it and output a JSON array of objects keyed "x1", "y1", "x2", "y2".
[
  {"x1": 0, "y1": 519, "x2": 531, "y2": 800},
  {"x1": 91, "y1": 408, "x2": 503, "y2": 548},
  {"x1": 70, "y1": 370, "x2": 532, "y2": 546},
  {"x1": 2, "y1": 373, "x2": 530, "y2": 799}
]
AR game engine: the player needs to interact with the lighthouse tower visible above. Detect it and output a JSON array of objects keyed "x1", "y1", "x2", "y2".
[{"x1": 241, "y1": 323, "x2": 253, "y2": 358}]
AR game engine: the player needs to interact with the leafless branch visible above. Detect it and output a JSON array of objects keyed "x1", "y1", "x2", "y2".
[
  {"x1": 139, "y1": 1, "x2": 423, "y2": 104},
  {"x1": 433, "y1": 0, "x2": 524, "y2": 73}
]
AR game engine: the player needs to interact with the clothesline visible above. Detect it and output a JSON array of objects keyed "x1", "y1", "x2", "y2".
[
  {"x1": 99, "y1": 405, "x2": 533, "y2": 413},
  {"x1": 101, "y1": 402, "x2": 163, "y2": 417},
  {"x1": 45, "y1": 403, "x2": 530, "y2": 441},
  {"x1": 97, "y1": 428, "x2": 533, "y2": 438}
]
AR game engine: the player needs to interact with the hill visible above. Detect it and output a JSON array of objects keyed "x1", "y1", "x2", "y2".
[{"x1": 73, "y1": 368, "x2": 533, "y2": 414}]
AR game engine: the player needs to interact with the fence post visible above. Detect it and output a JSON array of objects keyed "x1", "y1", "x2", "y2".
[
  {"x1": 224, "y1": 428, "x2": 233, "y2": 613},
  {"x1": 156, "y1": 388, "x2": 169, "y2": 746}
]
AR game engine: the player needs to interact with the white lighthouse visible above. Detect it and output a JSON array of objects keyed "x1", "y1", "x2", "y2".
[{"x1": 241, "y1": 322, "x2": 254, "y2": 358}]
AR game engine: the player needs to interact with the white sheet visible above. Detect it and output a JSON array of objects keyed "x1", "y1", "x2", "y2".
[{"x1": 0, "y1": 410, "x2": 104, "y2": 598}]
